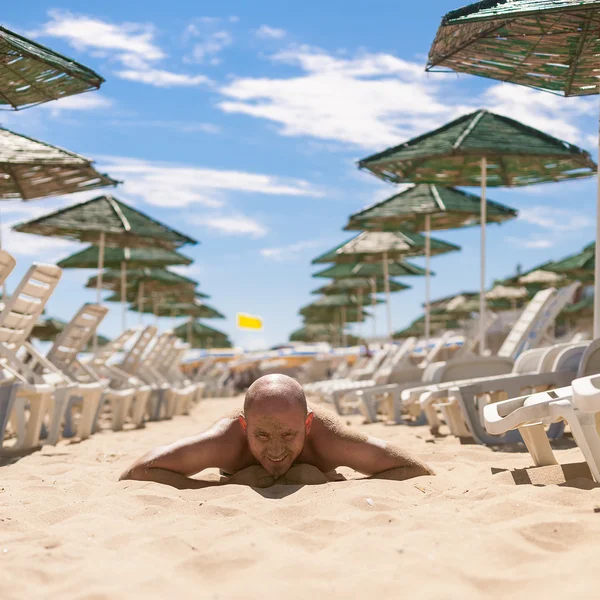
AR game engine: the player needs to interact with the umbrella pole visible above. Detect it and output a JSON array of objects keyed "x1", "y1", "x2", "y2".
[
  {"x1": 479, "y1": 157, "x2": 487, "y2": 356},
  {"x1": 382, "y1": 251, "x2": 392, "y2": 340},
  {"x1": 187, "y1": 318, "x2": 193, "y2": 345},
  {"x1": 94, "y1": 232, "x2": 106, "y2": 352},
  {"x1": 0, "y1": 208, "x2": 5, "y2": 301},
  {"x1": 595, "y1": 98, "x2": 600, "y2": 338},
  {"x1": 120, "y1": 261, "x2": 127, "y2": 332},
  {"x1": 371, "y1": 277, "x2": 377, "y2": 339},
  {"x1": 341, "y1": 304, "x2": 347, "y2": 347},
  {"x1": 357, "y1": 288, "x2": 363, "y2": 341},
  {"x1": 153, "y1": 294, "x2": 159, "y2": 326},
  {"x1": 138, "y1": 281, "x2": 144, "y2": 325},
  {"x1": 424, "y1": 214, "x2": 431, "y2": 346}
]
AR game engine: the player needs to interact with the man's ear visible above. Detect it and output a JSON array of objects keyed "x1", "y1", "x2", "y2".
[
  {"x1": 305, "y1": 411, "x2": 314, "y2": 435},
  {"x1": 239, "y1": 415, "x2": 247, "y2": 432}
]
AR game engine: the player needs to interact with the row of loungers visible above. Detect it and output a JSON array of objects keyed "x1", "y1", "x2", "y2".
[
  {"x1": 0, "y1": 251, "x2": 203, "y2": 455},
  {"x1": 304, "y1": 281, "x2": 600, "y2": 483}
]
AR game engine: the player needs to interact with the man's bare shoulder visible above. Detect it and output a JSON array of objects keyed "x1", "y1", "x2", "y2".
[{"x1": 308, "y1": 405, "x2": 368, "y2": 444}]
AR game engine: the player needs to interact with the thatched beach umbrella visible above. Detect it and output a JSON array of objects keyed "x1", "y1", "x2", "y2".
[
  {"x1": 129, "y1": 297, "x2": 225, "y2": 320},
  {"x1": 290, "y1": 324, "x2": 359, "y2": 345},
  {"x1": 486, "y1": 284, "x2": 529, "y2": 310},
  {"x1": 346, "y1": 184, "x2": 517, "y2": 340},
  {"x1": 14, "y1": 195, "x2": 198, "y2": 310},
  {"x1": 547, "y1": 242, "x2": 596, "y2": 282},
  {"x1": 358, "y1": 109, "x2": 595, "y2": 352},
  {"x1": 300, "y1": 295, "x2": 375, "y2": 346},
  {"x1": 58, "y1": 245, "x2": 193, "y2": 329},
  {"x1": 97, "y1": 267, "x2": 200, "y2": 323},
  {"x1": 311, "y1": 277, "x2": 409, "y2": 295},
  {"x1": 426, "y1": 0, "x2": 600, "y2": 335},
  {"x1": 0, "y1": 25, "x2": 104, "y2": 110},
  {"x1": 173, "y1": 320, "x2": 231, "y2": 349},
  {"x1": 1, "y1": 127, "x2": 117, "y2": 201},
  {"x1": 313, "y1": 231, "x2": 459, "y2": 338}
]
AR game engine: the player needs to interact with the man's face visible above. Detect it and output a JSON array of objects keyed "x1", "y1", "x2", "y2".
[{"x1": 240, "y1": 406, "x2": 313, "y2": 478}]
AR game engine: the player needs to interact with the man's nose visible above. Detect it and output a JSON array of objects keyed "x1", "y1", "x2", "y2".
[{"x1": 268, "y1": 439, "x2": 285, "y2": 454}]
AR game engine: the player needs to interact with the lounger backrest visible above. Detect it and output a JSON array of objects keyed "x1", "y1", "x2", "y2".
[
  {"x1": 497, "y1": 288, "x2": 556, "y2": 359},
  {"x1": 457, "y1": 312, "x2": 498, "y2": 358},
  {"x1": 92, "y1": 328, "x2": 137, "y2": 366},
  {"x1": 439, "y1": 356, "x2": 514, "y2": 382},
  {"x1": 121, "y1": 326, "x2": 157, "y2": 375},
  {"x1": 47, "y1": 303, "x2": 108, "y2": 370},
  {"x1": 512, "y1": 347, "x2": 550, "y2": 374},
  {"x1": 0, "y1": 250, "x2": 16, "y2": 287},
  {"x1": 142, "y1": 332, "x2": 172, "y2": 367},
  {"x1": 578, "y1": 339, "x2": 600, "y2": 377},
  {"x1": 0, "y1": 263, "x2": 62, "y2": 346},
  {"x1": 152, "y1": 336, "x2": 178, "y2": 369}
]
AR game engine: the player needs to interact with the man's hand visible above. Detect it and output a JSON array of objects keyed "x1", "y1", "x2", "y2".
[
  {"x1": 275, "y1": 464, "x2": 329, "y2": 485},
  {"x1": 227, "y1": 465, "x2": 276, "y2": 488}
]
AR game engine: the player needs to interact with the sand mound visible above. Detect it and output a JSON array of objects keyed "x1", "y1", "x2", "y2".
[{"x1": 2, "y1": 396, "x2": 600, "y2": 599}]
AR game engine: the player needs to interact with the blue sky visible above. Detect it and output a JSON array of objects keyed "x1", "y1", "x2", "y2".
[{"x1": 2, "y1": 2, "x2": 598, "y2": 349}]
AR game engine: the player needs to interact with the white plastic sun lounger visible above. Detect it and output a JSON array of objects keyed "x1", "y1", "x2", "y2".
[
  {"x1": 483, "y1": 339, "x2": 600, "y2": 478},
  {"x1": 360, "y1": 285, "x2": 580, "y2": 427},
  {"x1": 0, "y1": 263, "x2": 68, "y2": 451}
]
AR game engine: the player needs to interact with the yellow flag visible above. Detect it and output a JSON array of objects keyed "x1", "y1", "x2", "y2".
[{"x1": 236, "y1": 312, "x2": 263, "y2": 330}]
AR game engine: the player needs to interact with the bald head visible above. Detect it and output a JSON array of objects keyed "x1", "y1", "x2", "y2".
[{"x1": 244, "y1": 374, "x2": 307, "y2": 418}]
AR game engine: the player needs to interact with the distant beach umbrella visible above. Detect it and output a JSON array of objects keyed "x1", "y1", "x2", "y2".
[
  {"x1": 173, "y1": 320, "x2": 231, "y2": 348},
  {"x1": 547, "y1": 242, "x2": 596, "y2": 281}
]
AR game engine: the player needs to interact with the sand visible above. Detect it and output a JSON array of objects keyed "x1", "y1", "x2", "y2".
[{"x1": 2, "y1": 397, "x2": 600, "y2": 600}]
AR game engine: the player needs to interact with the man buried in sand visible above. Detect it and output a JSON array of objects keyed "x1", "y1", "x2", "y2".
[{"x1": 121, "y1": 374, "x2": 434, "y2": 488}]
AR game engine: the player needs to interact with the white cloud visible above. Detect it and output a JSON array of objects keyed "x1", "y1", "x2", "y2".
[
  {"x1": 108, "y1": 120, "x2": 221, "y2": 134},
  {"x1": 187, "y1": 30, "x2": 233, "y2": 64},
  {"x1": 218, "y1": 46, "x2": 465, "y2": 148},
  {"x1": 42, "y1": 94, "x2": 114, "y2": 115},
  {"x1": 483, "y1": 83, "x2": 596, "y2": 146},
  {"x1": 35, "y1": 10, "x2": 209, "y2": 88},
  {"x1": 260, "y1": 239, "x2": 325, "y2": 261},
  {"x1": 518, "y1": 206, "x2": 594, "y2": 232},
  {"x1": 34, "y1": 10, "x2": 164, "y2": 61},
  {"x1": 170, "y1": 264, "x2": 203, "y2": 278},
  {"x1": 506, "y1": 236, "x2": 555, "y2": 250},
  {"x1": 98, "y1": 156, "x2": 322, "y2": 208},
  {"x1": 217, "y1": 46, "x2": 593, "y2": 151},
  {"x1": 116, "y1": 68, "x2": 210, "y2": 87},
  {"x1": 192, "y1": 214, "x2": 268, "y2": 238},
  {"x1": 255, "y1": 25, "x2": 286, "y2": 40}
]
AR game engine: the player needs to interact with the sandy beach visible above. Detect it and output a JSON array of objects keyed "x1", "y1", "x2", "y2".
[{"x1": 2, "y1": 397, "x2": 600, "y2": 600}]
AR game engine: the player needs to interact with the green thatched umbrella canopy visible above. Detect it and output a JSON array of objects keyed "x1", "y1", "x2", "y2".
[
  {"x1": 1, "y1": 127, "x2": 117, "y2": 201},
  {"x1": 173, "y1": 320, "x2": 231, "y2": 348},
  {"x1": 87, "y1": 267, "x2": 198, "y2": 291},
  {"x1": 129, "y1": 297, "x2": 225, "y2": 319},
  {"x1": 29, "y1": 316, "x2": 66, "y2": 341},
  {"x1": 312, "y1": 231, "x2": 460, "y2": 264},
  {"x1": 547, "y1": 242, "x2": 595, "y2": 281},
  {"x1": 290, "y1": 324, "x2": 359, "y2": 345},
  {"x1": 311, "y1": 277, "x2": 410, "y2": 295},
  {"x1": 14, "y1": 195, "x2": 197, "y2": 248},
  {"x1": 346, "y1": 184, "x2": 517, "y2": 231},
  {"x1": 426, "y1": 0, "x2": 600, "y2": 97},
  {"x1": 0, "y1": 25, "x2": 104, "y2": 110},
  {"x1": 58, "y1": 245, "x2": 193, "y2": 269},
  {"x1": 313, "y1": 260, "x2": 426, "y2": 279},
  {"x1": 358, "y1": 109, "x2": 595, "y2": 187}
]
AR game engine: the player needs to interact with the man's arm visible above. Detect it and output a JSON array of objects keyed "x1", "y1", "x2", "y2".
[
  {"x1": 119, "y1": 418, "x2": 243, "y2": 489},
  {"x1": 315, "y1": 419, "x2": 434, "y2": 480}
]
